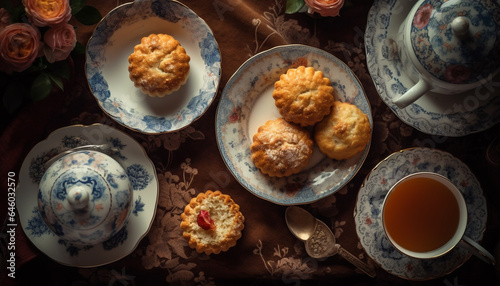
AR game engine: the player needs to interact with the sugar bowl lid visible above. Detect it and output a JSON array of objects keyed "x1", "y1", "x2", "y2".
[
  {"x1": 38, "y1": 150, "x2": 133, "y2": 245},
  {"x1": 409, "y1": 0, "x2": 500, "y2": 84}
]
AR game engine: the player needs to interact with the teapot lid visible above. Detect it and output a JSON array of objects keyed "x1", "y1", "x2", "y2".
[
  {"x1": 409, "y1": 0, "x2": 500, "y2": 84},
  {"x1": 38, "y1": 150, "x2": 132, "y2": 245},
  {"x1": 49, "y1": 167, "x2": 111, "y2": 231}
]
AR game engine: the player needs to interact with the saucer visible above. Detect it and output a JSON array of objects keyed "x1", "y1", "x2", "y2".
[
  {"x1": 354, "y1": 148, "x2": 487, "y2": 280},
  {"x1": 365, "y1": 0, "x2": 500, "y2": 137},
  {"x1": 86, "y1": 0, "x2": 221, "y2": 134},
  {"x1": 216, "y1": 44, "x2": 372, "y2": 205},
  {"x1": 17, "y1": 124, "x2": 159, "y2": 267}
]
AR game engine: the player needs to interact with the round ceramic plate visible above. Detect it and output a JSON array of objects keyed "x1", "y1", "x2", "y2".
[
  {"x1": 365, "y1": 0, "x2": 500, "y2": 137},
  {"x1": 18, "y1": 124, "x2": 159, "y2": 267},
  {"x1": 216, "y1": 44, "x2": 373, "y2": 205},
  {"x1": 354, "y1": 148, "x2": 487, "y2": 280},
  {"x1": 85, "y1": 0, "x2": 221, "y2": 134}
]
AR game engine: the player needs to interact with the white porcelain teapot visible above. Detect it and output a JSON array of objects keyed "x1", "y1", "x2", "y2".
[
  {"x1": 393, "y1": 0, "x2": 500, "y2": 108},
  {"x1": 38, "y1": 150, "x2": 133, "y2": 245}
]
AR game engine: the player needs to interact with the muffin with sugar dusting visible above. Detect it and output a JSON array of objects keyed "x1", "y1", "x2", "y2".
[
  {"x1": 180, "y1": 190, "x2": 245, "y2": 255},
  {"x1": 250, "y1": 118, "x2": 314, "y2": 177}
]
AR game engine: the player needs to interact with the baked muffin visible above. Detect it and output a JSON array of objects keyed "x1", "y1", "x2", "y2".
[
  {"x1": 128, "y1": 34, "x2": 190, "y2": 97},
  {"x1": 273, "y1": 66, "x2": 335, "y2": 126},
  {"x1": 180, "y1": 190, "x2": 245, "y2": 255},
  {"x1": 314, "y1": 101, "x2": 371, "y2": 160},
  {"x1": 251, "y1": 118, "x2": 314, "y2": 177}
]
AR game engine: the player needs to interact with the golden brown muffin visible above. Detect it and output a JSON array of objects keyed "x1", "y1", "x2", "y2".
[
  {"x1": 180, "y1": 190, "x2": 245, "y2": 255},
  {"x1": 314, "y1": 101, "x2": 371, "y2": 160},
  {"x1": 128, "y1": 34, "x2": 190, "y2": 97},
  {"x1": 251, "y1": 118, "x2": 314, "y2": 177},
  {"x1": 273, "y1": 66, "x2": 335, "y2": 126}
]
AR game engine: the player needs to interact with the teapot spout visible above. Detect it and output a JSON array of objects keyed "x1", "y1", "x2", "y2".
[{"x1": 393, "y1": 78, "x2": 432, "y2": 108}]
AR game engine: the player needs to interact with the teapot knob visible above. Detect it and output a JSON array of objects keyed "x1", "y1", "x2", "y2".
[
  {"x1": 67, "y1": 186, "x2": 90, "y2": 210},
  {"x1": 451, "y1": 16, "x2": 470, "y2": 39}
]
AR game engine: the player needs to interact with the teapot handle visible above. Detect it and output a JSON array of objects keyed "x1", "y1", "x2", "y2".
[{"x1": 393, "y1": 77, "x2": 432, "y2": 108}]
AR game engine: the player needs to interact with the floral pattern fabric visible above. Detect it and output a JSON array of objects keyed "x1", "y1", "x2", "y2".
[{"x1": 1, "y1": 0, "x2": 499, "y2": 285}]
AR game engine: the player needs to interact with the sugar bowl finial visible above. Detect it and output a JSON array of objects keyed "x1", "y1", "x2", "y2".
[
  {"x1": 38, "y1": 150, "x2": 133, "y2": 246},
  {"x1": 66, "y1": 185, "x2": 90, "y2": 210}
]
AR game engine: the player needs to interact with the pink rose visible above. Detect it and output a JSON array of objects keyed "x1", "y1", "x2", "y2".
[
  {"x1": 305, "y1": 0, "x2": 345, "y2": 17},
  {"x1": 0, "y1": 23, "x2": 41, "y2": 73},
  {"x1": 23, "y1": 0, "x2": 72, "y2": 27},
  {"x1": 43, "y1": 23, "x2": 76, "y2": 63}
]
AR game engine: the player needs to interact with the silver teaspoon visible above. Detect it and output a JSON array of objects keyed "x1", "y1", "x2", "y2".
[{"x1": 285, "y1": 206, "x2": 376, "y2": 278}]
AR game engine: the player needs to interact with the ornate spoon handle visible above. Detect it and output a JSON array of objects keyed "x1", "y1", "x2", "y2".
[{"x1": 336, "y1": 244, "x2": 376, "y2": 278}]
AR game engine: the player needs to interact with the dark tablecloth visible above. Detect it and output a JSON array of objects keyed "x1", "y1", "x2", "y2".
[{"x1": 1, "y1": 0, "x2": 500, "y2": 285}]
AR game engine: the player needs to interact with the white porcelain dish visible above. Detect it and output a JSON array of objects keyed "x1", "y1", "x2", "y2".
[
  {"x1": 85, "y1": 0, "x2": 221, "y2": 134},
  {"x1": 18, "y1": 124, "x2": 158, "y2": 267},
  {"x1": 216, "y1": 44, "x2": 372, "y2": 205}
]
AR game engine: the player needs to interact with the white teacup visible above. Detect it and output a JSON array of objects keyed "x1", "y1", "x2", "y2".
[{"x1": 382, "y1": 172, "x2": 495, "y2": 264}]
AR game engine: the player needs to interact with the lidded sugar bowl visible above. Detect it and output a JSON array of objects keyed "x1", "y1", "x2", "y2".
[
  {"x1": 393, "y1": 0, "x2": 500, "y2": 108},
  {"x1": 38, "y1": 150, "x2": 133, "y2": 245}
]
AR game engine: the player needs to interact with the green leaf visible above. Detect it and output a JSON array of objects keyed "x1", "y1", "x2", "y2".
[
  {"x1": 24, "y1": 58, "x2": 47, "y2": 74},
  {"x1": 285, "y1": 0, "x2": 306, "y2": 14},
  {"x1": 72, "y1": 42, "x2": 86, "y2": 55},
  {"x1": 70, "y1": 0, "x2": 86, "y2": 15},
  {"x1": 74, "y1": 6, "x2": 102, "y2": 25},
  {"x1": 30, "y1": 73, "x2": 52, "y2": 101},
  {"x1": 49, "y1": 60, "x2": 70, "y2": 80},
  {"x1": 48, "y1": 73, "x2": 64, "y2": 91}
]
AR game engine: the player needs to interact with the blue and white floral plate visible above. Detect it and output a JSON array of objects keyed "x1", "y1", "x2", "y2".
[
  {"x1": 18, "y1": 124, "x2": 159, "y2": 267},
  {"x1": 354, "y1": 148, "x2": 487, "y2": 280},
  {"x1": 365, "y1": 0, "x2": 500, "y2": 137},
  {"x1": 216, "y1": 45, "x2": 372, "y2": 205},
  {"x1": 85, "y1": 0, "x2": 221, "y2": 134}
]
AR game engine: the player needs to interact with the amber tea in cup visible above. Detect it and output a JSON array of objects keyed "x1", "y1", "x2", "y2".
[{"x1": 382, "y1": 172, "x2": 467, "y2": 259}]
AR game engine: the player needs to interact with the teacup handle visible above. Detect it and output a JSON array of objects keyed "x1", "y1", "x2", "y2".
[
  {"x1": 458, "y1": 236, "x2": 496, "y2": 265},
  {"x1": 393, "y1": 77, "x2": 432, "y2": 109}
]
